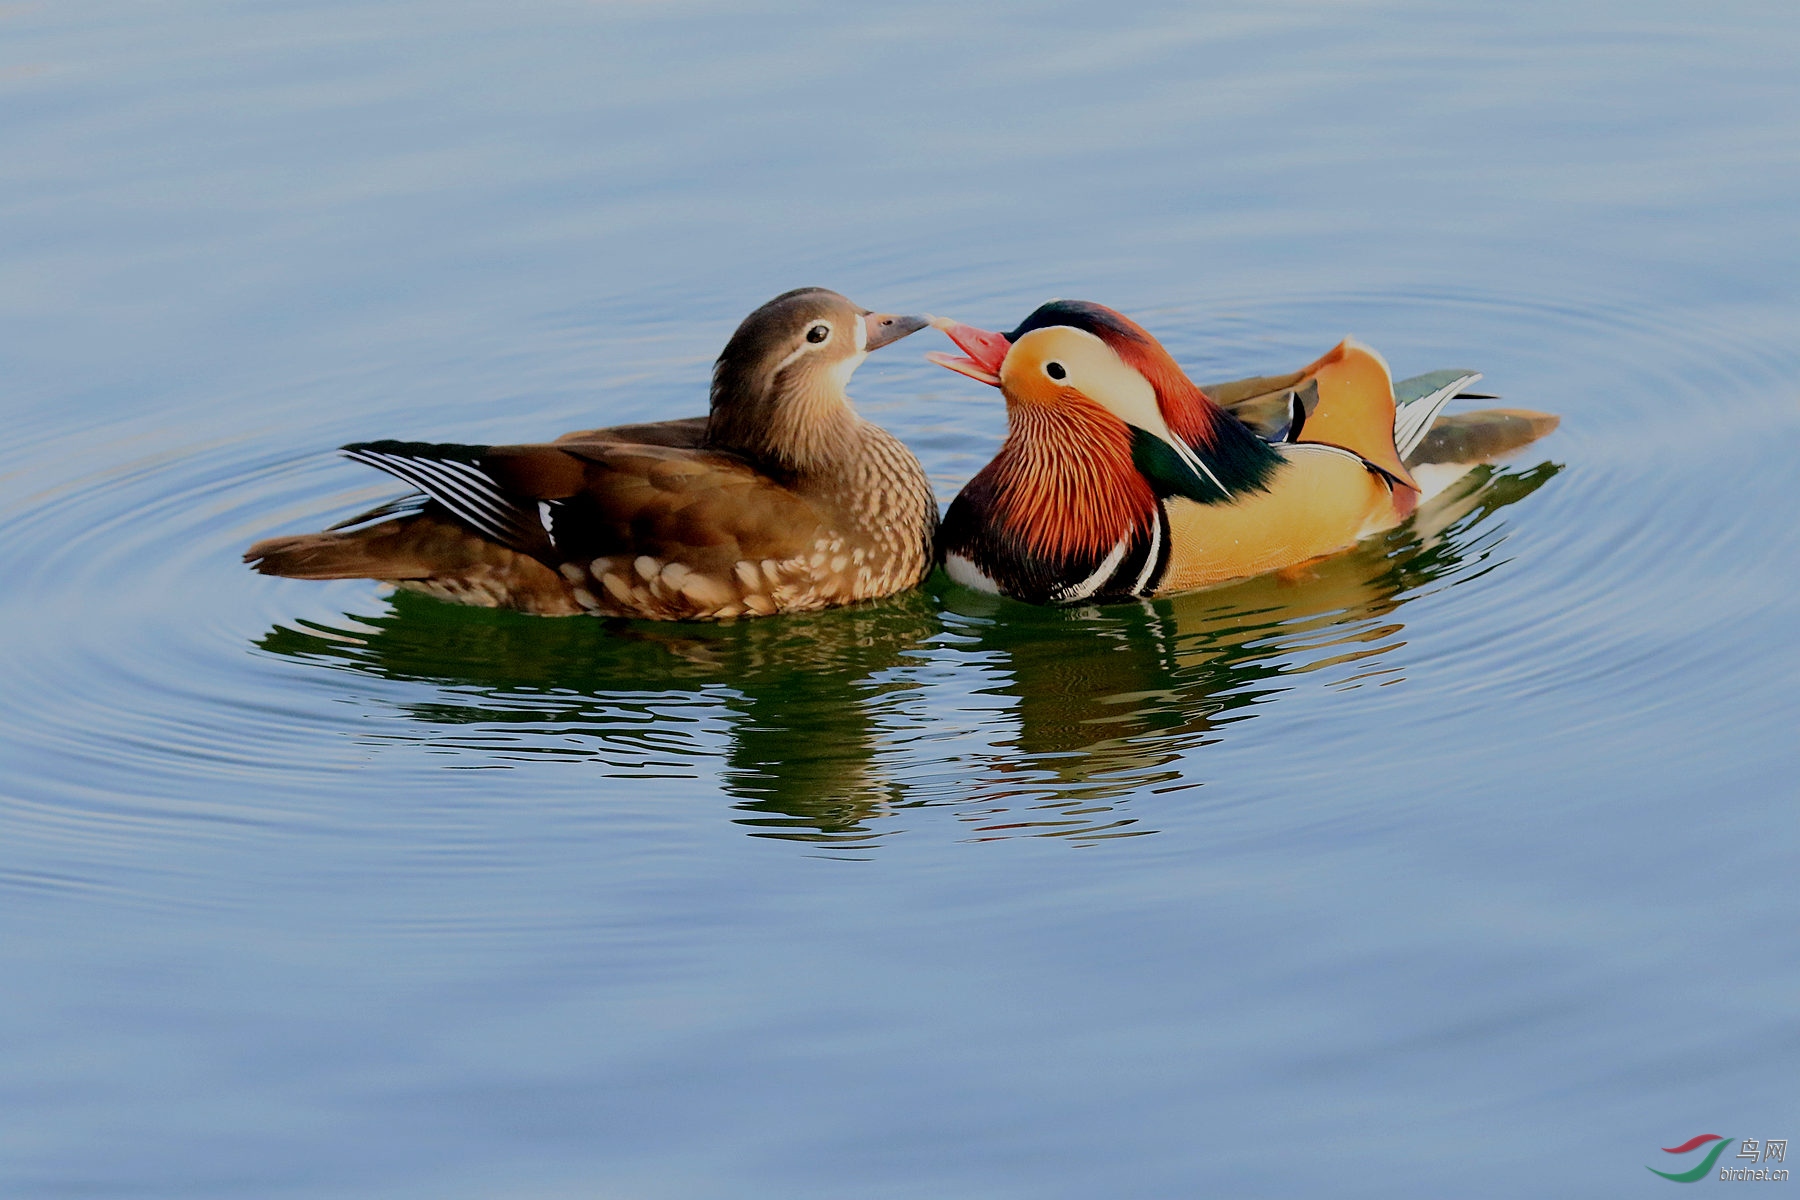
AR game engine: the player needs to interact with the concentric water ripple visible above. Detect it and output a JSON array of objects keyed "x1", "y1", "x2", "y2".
[
  {"x1": 7, "y1": 4, "x2": 1800, "y2": 1193},
  {"x1": 6, "y1": 281, "x2": 1793, "y2": 878}
]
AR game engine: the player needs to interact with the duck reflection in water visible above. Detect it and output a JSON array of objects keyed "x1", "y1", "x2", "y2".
[
  {"x1": 256, "y1": 463, "x2": 1557, "y2": 847},
  {"x1": 258, "y1": 586, "x2": 944, "y2": 845},
  {"x1": 937, "y1": 459, "x2": 1558, "y2": 840}
]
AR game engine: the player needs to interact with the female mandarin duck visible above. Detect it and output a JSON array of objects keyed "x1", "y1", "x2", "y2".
[
  {"x1": 927, "y1": 300, "x2": 1557, "y2": 604},
  {"x1": 246, "y1": 288, "x2": 935, "y2": 619}
]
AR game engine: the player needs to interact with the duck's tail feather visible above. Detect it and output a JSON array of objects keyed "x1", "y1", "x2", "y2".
[
  {"x1": 245, "y1": 511, "x2": 583, "y2": 614},
  {"x1": 1404, "y1": 408, "x2": 1561, "y2": 467},
  {"x1": 244, "y1": 517, "x2": 441, "y2": 580},
  {"x1": 324, "y1": 492, "x2": 428, "y2": 532}
]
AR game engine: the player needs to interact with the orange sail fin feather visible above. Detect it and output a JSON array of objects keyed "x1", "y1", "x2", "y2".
[
  {"x1": 930, "y1": 300, "x2": 1559, "y2": 605},
  {"x1": 1292, "y1": 338, "x2": 1419, "y2": 490}
]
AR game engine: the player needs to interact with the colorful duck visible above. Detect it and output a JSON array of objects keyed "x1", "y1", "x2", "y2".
[
  {"x1": 927, "y1": 300, "x2": 1557, "y2": 604},
  {"x1": 247, "y1": 289, "x2": 935, "y2": 619}
]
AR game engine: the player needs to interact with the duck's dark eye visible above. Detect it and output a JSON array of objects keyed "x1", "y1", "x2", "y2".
[
  {"x1": 1045, "y1": 361, "x2": 1067, "y2": 380},
  {"x1": 806, "y1": 324, "x2": 830, "y2": 344}
]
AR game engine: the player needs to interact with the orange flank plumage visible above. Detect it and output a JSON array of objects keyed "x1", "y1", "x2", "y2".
[
  {"x1": 1157, "y1": 446, "x2": 1396, "y2": 593},
  {"x1": 931, "y1": 300, "x2": 1559, "y2": 605}
]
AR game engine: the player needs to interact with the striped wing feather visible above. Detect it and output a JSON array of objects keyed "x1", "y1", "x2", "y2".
[
  {"x1": 343, "y1": 438, "x2": 831, "y2": 569},
  {"x1": 1392, "y1": 370, "x2": 1481, "y2": 460}
]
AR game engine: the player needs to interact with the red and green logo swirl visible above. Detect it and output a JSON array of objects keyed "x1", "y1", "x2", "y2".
[{"x1": 1649, "y1": 1134, "x2": 1735, "y2": 1182}]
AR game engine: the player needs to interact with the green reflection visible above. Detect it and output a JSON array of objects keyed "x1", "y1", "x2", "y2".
[
  {"x1": 929, "y1": 462, "x2": 1561, "y2": 835},
  {"x1": 256, "y1": 463, "x2": 1558, "y2": 846},
  {"x1": 259, "y1": 586, "x2": 942, "y2": 846}
]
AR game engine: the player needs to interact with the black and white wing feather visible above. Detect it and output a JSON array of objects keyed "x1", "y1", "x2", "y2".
[
  {"x1": 341, "y1": 440, "x2": 541, "y2": 549},
  {"x1": 1392, "y1": 370, "x2": 1482, "y2": 461}
]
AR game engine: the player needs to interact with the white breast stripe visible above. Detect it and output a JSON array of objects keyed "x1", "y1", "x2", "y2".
[
  {"x1": 1128, "y1": 509, "x2": 1164, "y2": 596},
  {"x1": 1052, "y1": 537, "x2": 1130, "y2": 603},
  {"x1": 944, "y1": 552, "x2": 1000, "y2": 594}
]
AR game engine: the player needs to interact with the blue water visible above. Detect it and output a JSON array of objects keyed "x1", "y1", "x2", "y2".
[{"x1": 3, "y1": 3, "x2": 1798, "y2": 1196}]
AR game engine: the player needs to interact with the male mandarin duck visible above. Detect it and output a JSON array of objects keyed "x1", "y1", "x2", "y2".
[
  {"x1": 246, "y1": 288, "x2": 936, "y2": 619},
  {"x1": 926, "y1": 300, "x2": 1557, "y2": 604}
]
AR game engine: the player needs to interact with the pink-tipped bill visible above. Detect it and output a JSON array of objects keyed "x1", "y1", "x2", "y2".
[{"x1": 925, "y1": 318, "x2": 1010, "y2": 387}]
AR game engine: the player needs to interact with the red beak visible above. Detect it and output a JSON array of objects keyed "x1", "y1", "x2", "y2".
[{"x1": 925, "y1": 318, "x2": 1010, "y2": 387}]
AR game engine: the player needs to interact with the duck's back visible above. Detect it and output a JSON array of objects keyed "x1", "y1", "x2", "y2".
[{"x1": 552, "y1": 415, "x2": 708, "y2": 448}]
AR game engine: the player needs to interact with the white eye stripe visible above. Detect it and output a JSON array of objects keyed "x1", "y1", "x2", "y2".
[
  {"x1": 770, "y1": 341, "x2": 812, "y2": 376},
  {"x1": 769, "y1": 318, "x2": 837, "y2": 376},
  {"x1": 1014, "y1": 327, "x2": 1232, "y2": 500}
]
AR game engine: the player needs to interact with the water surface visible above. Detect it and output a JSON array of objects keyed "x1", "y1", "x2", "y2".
[{"x1": 3, "y1": 3, "x2": 1798, "y2": 1197}]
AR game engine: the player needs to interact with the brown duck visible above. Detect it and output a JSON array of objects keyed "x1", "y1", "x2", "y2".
[{"x1": 246, "y1": 288, "x2": 936, "y2": 619}]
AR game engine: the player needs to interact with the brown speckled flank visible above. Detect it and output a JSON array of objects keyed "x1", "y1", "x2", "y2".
[
  {"x1": 547, "y1": 422, "x2": 935, "y2": 619},
  {"x1": 246, "y1": 290, "x2": 937, "y2": 619}
]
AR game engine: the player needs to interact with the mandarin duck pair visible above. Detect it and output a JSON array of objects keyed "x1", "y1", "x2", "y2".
[{"x1": 247, "y1": 288, "x2": 1558, "y2": 617}]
